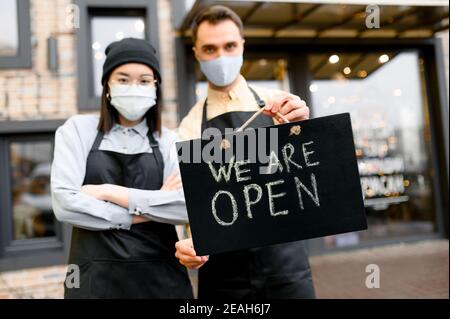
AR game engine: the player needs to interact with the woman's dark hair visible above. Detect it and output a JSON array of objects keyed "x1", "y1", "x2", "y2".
[{"x1": 97, "y1": 77, "x2": 162, "y2": 135}]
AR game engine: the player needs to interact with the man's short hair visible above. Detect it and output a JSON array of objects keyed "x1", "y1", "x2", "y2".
[{"x1": 191, "y1": 5, "x2": 244, "y2": 44}]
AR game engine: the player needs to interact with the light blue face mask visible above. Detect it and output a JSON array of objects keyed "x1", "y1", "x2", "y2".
[{"x1": 199, "y1": 55, "x2": 243, "y2": 87}]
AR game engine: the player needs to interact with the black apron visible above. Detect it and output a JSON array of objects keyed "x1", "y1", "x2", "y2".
[
  {"x1": 65, "y1": 127, "x2": 193, "y2": 299},
  {"x1": 197, "y1": 86, "x2": 316, "y2": 299}
]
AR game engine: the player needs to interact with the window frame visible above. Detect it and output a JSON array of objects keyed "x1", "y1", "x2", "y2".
[
  {"x1": 0, "y1": 120, "x2": 69, "y2": 271},
  {"x1": 75, "y1": 0, "x2": 160, "y2": 110},
  {"x1": 0, "y1": 0, "x2": 32, "y2": 69}
]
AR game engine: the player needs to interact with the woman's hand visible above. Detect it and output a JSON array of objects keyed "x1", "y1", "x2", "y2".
[
  {"x1": 161, "y1": 171, "x2": 183, "y2": 191},
  {"x1": 175, "y1": 238, "x2": 209, "y2": 269},
  {"x1": 263, "y1": 92, "x2": 310, "y2": 123}
]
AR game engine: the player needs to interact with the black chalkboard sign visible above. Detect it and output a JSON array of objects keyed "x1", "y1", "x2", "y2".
[{"x1": 176, "y1": 113, "x2": 367, "y2": 255}]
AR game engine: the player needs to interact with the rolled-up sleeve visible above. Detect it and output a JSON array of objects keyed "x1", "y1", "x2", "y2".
[
  {"x1": 51, "y1": 118, "x2": 133, "y2": 231},
  {"x1": 127, "y1": 129, "x2": 189, "y2": 225}
]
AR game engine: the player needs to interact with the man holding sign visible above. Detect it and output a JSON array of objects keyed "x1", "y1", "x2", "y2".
[{"x1": 175, "y1": 5, "x2": 315, "y2": 299}]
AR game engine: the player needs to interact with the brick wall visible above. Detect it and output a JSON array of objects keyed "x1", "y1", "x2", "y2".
[
  {"x1": 0, "y1": 0, "x2": 180, "y2": 129},
  {"x1": 157, "y1": 0, "x2": 180, "y2": 129},
  {"x1": 0, "y1": 0, "x2": 77, "y2": 121}
]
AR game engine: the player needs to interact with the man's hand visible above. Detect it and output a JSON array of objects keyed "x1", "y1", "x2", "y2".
[
  {"x1": 264, "y1": 92, "x2": 310, "y2": 123},
  {"x1": 175, "y1": 238, "x2": 209, "y2": 269},
  {"x1": 161, "y1": 171, "x2": 183, "y2": 191}
]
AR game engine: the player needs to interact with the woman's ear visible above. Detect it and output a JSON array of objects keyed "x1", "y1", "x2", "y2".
[{"x1": 106, "y1": 83, "x2": 111, "y2": 100}]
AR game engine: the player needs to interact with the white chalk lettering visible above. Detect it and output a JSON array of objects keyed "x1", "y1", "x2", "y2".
[
  {"x1": 265, "y1": 151, "x2": 284, "y2": 174},
  {"x1": 302, "y1": 141, "x2": 320, "y2": 167},
  {"x1": 266, "y1": 179, "x2": 289, "y2": 216},
  {"x1": 235, "y1": 160, "x2": 252, "y2": 182},
  {"x1": 208, "y1": 156, "x2": 235, "y2": 183},
  {"x1": 211, "y1": 190, "x2": 238, "y2": 226},
  {"x1": 282, "y1": 143, "x2": 303, "y2": 172},
  {"x1": 294, "y1": 173, "x2": 320, "y2": 209},
  {"x1": 243, "y1": 184, "x2": 263, "y2": 219},
  {"x1": 206, "y1": 140, "x2": 323, "y2": 227}
]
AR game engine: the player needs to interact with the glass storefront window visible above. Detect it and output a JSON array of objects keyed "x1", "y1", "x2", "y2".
[
  {"x1": 195, "y1": 58, "x2": 290, "y2": 102},
  {"x1": 90, "y1": 14, "x2": 146, "y2": 96},
  {"x1": 10, "y1": 140, "x2": 56, "y2": 240},
  {"x1": 0, "y1": 0, "x2": 19, "y2": 56},
  {"x1": 309, "y1": 51, "x2": 437, "y2": 248}
]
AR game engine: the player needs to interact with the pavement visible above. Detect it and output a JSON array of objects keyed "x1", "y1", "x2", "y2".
[
  {"x1": 0, "y1": 239, "x2": 448, "y2": 299},
  {"x1": 309, "y1": 239, "x2": 449, "y2": 298}
]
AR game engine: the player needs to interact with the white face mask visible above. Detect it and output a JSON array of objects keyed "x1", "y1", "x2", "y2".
[{"x1": 108, "y1": 84, "x2": 157, "y2": 121}]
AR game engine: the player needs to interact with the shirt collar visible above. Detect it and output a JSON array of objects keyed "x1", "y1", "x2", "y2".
[
  {"x1": 112, "y1": 119, "x2": 149, "y2": 138},
  {"x1": 206, "y1": 74, "x2": 248, "y2": 103}
]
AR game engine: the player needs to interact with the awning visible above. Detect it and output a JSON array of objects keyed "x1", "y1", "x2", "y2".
[{"x1": 176, "y1": 0, "x2": 449, "y2": 38}]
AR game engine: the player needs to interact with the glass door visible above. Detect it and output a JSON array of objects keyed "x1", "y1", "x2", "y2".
[{"x1": 306, "y1": 50, "x2": 438, "y2": 251}]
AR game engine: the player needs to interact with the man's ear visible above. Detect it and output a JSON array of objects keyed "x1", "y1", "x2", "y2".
[{"x1": 192, "y1": 46, "x2": 199, "y2": 61}]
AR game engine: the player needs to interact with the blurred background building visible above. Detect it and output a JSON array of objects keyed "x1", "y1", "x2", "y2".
[{"x1": 0, "y1": 0, "x2": 448, "y2": 297}]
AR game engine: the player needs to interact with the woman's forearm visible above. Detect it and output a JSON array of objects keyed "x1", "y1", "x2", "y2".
[
  {"x1": 81, "y1": 183, "x2": 188, "y2": 225},
  {"x1": 101, "y1": 184, "x2": 129, "y2": 208}
]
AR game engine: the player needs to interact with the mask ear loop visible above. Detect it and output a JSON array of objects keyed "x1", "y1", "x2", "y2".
[{"x1": 106, "y1": 83, "x2": 112, "y2": 101}]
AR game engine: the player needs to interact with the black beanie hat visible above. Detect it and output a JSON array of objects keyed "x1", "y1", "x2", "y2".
[{"x1": 101, "y1": 37, "x2": 161, "y2": 85}]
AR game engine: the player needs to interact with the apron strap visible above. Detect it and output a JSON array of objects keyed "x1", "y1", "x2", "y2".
[
  {"x1": 200, "y1": 85, "x2": 266, "y2": 131},
  {"x1": 92, "y1": 131, "x2": 104, "y2": 151},
  {"x1": 90, "y1": 127, "x2": 165, "y2": 185},
  {"x1": 147, "y1": 130, "x2": 165, "y2": 185},
  {"x1": 248, "y1": 86, "x2": 266, "y2": 108},
  {"x1": 201, "y1": 98, "x2": 209, "y2": 132}
]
